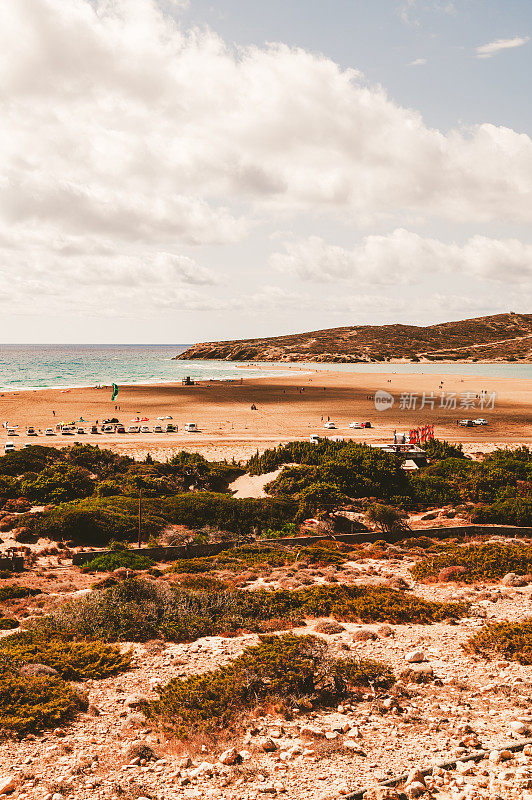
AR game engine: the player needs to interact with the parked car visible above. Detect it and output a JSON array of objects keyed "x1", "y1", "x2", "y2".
[
  {"x1": 473, "y1": 418, "x2": 488, "y2": 426},
  {"x1": 91, "y1": 425, "x2": 99, "y2": 434},
  {"x1": 6, "y1": 428, "x2": 16, "y2": 437},
  {"x1": 116, "y1": 425, "x2": 126, "y2": 434},
  {"x1": 165, "y1": 423, "x2": 176, "y2": 433},
  {"x1": 349, "y1": 422, "x2": 363, "y2": 429},
  {"x1": 153, "y1": 424, "x2": 163, "y2": 433},
  {"x1": 459, "y1": 419, "x2": 474, "y2": 427},
  {"x1": 309, "y1": 434, "x2": 321, "y2": 443},
  {"x1": 4, "y1": 442, "x2": 15, "y2": 452},
  {"x1": 128, "y1": 425, "x2": 140, "y2": 434},
  {"x1": 23, "y1": 443, "x2": 33, "y2": 448},
  {"x1": 362, "y1": 421, "x2": 372, "y2": 428},
  {"x1": 45, "y1": 428, "x2": 55, "y2": 436},
  {"x1": 77, "y1": 427, "x2": 85, "y2": 435},
  {"x1": 140, "y1": 425, "x2": 151, "y2": 433},
  {"x1": 323, "y1": 421, "x2": 336, "y2": 429},
  {"x1": 184, "y1": 422, "x2": 198, "y2": 432},
  {"x1": 27, "y1": 426, "x2": 37, "y2": 436},
  {"x1": 102, "y1": 425, "x2": 114, "y2": 433}
]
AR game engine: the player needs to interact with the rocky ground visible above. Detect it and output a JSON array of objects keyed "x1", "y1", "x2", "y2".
[{"x1": 1, "y1": 544, "x2": 532, "y2": 800}]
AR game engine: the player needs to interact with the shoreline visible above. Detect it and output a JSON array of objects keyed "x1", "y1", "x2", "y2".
[{"x1": 0, "y1": 359, "x2": 531, "y2": 396}]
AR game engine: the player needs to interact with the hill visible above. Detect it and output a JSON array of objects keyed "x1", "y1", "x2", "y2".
[{"x1": 175, "y1": 313, "x2": 532, "y2": 363}]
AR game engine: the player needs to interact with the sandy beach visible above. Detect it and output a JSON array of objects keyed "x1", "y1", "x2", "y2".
[{"x1": 0, "y1": 367, "x2": 529, "y2": 461}]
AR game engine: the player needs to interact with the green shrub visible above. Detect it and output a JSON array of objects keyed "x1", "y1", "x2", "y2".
[
  {"x1": 0, "y1": 618, "x2": 19, "y2": 630},
  {"x1": 145, "y1": 634, "x2": 394, "y2": 735},
  {"x1": 464, "y1": 621, "x2": 532, "y2": 664},
  {"x1": 23, "y1": 493, "x2": 296, "y2": 545},
  {"x1": 411, "y1": 542, "x2": 532, "y2": 583},
  {"x1": 168, "y1": 541, "x2": 351, "y2": 575},
  {"x1": 471, "y1": 498, "x2": 532, "y2": 526},
  {"x1": 0, "y1": 672, "x2": 86, "y2": 736},
  {"x1": 287, "y1": 584, "x2": 466, "y2": 624},
  {"x1": 81, "y1": 550, "x2": 154, "y2": 572},
  {"x1": 0, "y1": 585, "x2": 42, "y2": 602},
  {"x1": 170, "y1": 574, "x2": 231, "y2": 592},
  {"x1": 0, "y1": 630, "x2": 131, "y2": 680}
]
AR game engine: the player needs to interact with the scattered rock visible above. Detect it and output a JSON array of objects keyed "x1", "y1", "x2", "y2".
[
  {"x1": 218, "y1": 747, "x2": 239, "y2": 765},
  {"x1": 405, "y1": 650, "x2": 425, "y2": 663},
  {"x1": 0, "y1": 776, "x2": 18, "y2": 795},
  {"x1": 125, "y1": 742, "x2": 157, "y2": 762}
]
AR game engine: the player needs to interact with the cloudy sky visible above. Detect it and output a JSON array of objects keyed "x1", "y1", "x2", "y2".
[{"x1": 0, "y1": 0, "x2": 531, "y2": 343}]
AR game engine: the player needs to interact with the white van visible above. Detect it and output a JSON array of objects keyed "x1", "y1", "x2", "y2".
[
  {"x1": 184, "y1": 422, "x2": 198, "y2": 432},
  {"x1": 4, "y1": 442, "x2": 15, "y2": 452}
]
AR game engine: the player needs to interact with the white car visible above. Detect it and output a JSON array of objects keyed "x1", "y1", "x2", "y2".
[
  {"x1": 128, "y1": 425, "x2": 140, "y2": 434},
  {"x1": 4, "y1": 442, "x2": 15, "y2": 452},
  {"x1": 153, "y1": 424, "x2": 163, "y2": 433},
  {"x1": 77, "y1": 427, "x2": 85, "y2": 435},
  {"x1": 140, "y1": 425, "x2": 151, "y2": 433},
  {"x1": 6, "y1": 428, "x2": 16, "y2": 437},
  {"x1": 323, "y1": 421, "x2": 336, "y2": 429},
  {"x1": 349, "y1": 422, "x2": 363, "y2": 429},
  {"x1": 45, "y1": 428, "x2": 55, "y2": 436},
  {"x1": 473, "y1": 418, "x2": 488, "y2": 426},
  {"x1": 184, "y1": 422, "x2": 198, "y2": 432},
  {"x1": 309, "y1": 434, "x2": 321, "y2": 444}
]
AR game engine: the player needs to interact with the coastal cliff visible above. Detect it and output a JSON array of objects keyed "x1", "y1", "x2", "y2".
[{"x1": 175, "y1": 312, "x2": 532, "y2": 363}]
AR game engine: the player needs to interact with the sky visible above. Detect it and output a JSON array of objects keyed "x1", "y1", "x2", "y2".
[{"x1": 0, "y1": 0, "x2": 531, "y2": 344}]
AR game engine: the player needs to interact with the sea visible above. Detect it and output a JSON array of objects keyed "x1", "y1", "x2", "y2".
[{"x1": 0, "y1": 344, "x2": 530, "y2": 392}]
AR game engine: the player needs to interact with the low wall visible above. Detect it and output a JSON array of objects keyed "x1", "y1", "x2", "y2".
[{"x1": 71, "y1": 525, "x2": 532, "y2": 566}]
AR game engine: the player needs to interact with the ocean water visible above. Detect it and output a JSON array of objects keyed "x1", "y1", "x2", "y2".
[
  {"x1": 0, "y1": 344, "x2": 280, "y2": 391},
  {"x1": 0, "y1": 344, "x2": 530, "y2": 391}
]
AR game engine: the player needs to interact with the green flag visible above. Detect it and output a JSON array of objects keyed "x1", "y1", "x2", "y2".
[{"x1": 111, "y1": 383, "x2": 119, "y2": 401}]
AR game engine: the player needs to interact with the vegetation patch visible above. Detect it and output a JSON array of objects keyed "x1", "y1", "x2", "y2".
[
  {"x1": 0, "y1": 671, "x2": 86, "y2": 736},
  {"x1": 0, "y1": 617, "x2": 19, "y2": 630},
  {"x1": 411, "y1": 542, "x2": 532, "y2": 583},
  {"x1": 0, "y1": 585, "x2": 42, "y2": 602},
  {"x1": 464, "y1": 620, "x2": 532, "y2": 665},
  {"x1": 167, "y1": 540, "x2": 352, "y2": 575},
  {"x1": 144, "y1": 633, "x2": 394, "y2": 736},
  {"x1": 81, "y1": 548, "x2": 155, "y2": 573},
  {"x1": 43, "y1": 577, "x2": 465, "y2": 645},
  {"x1": 0, "y1": 629, "x2": 131, "y2": 681}
]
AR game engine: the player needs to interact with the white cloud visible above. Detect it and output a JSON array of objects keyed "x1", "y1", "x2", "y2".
[
  {"x1": 408, "y1": 58, "x2": 427, "y2": 66},
  {"x1": 0, "y1": 0, "x2": 531, "y2": 328},
  {"x1": 271, "y1": 229, "x2": 532, "y2": 285},
  {"x1": 476, "y1": 36, "x2": 530, "y2": 59}
]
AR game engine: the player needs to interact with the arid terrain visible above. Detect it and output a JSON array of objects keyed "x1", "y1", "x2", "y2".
[
  {"x1": 177, "y1": 313, "x2": 532, "y2": 364},
  {"x1": 2, "y1": 534, "x2": 532, "y2": 800}
]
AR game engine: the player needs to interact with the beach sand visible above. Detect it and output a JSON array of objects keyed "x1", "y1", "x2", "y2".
[{"x1": 0, "y1": 367, "x2": 530, "y2": 461}]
